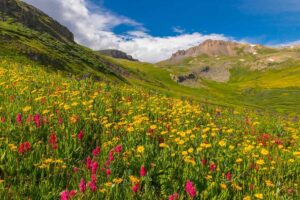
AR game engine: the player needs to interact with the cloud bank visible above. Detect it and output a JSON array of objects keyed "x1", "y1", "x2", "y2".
[{"x1": 23, "y1": 0, "x2": 228, "y2": 62}]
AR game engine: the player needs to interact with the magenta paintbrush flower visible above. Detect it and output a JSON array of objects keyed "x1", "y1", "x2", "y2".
[
  {"x1": 88, "y1": 180, "x2": 97, "y2": 192},
  {"x1": 34, "y1": 114, "x2": 41, "y2": 127},
  {"x1": 169, "y1": 192, "x2": 179, "y2": 200},
  {"x1": 16, "y1": 113, "x2": 22, "y2": 125},
  {"x1": 92, "y1": 146, "x2": 100, "y2": 156},
  {"x1": 140, "y1": 165, "x2": 147, "y2": 177},
  {"x1": 115, "y1": 144, "x2": 122, "y2": 153},
  {"x1": 79, "y1": 178, "x2": 86, "y2": 193},
  {"x1": 185, "y1": 180, "x2": 196, "y2": 198}
]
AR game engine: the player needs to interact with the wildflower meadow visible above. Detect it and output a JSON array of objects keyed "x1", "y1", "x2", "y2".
[{"x1": 0, "y1": 61, "x2": 299, "y2": 199}]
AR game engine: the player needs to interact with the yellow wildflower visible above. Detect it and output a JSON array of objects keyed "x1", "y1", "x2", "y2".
[
  {"x1": 182, "y1": 151, "x2": 188, "y2": 156},
  {"x1": 23, "y1": 106, "x2": 31, "y2": 112},
  {"x1": 254, "y1": 193, "x2": 263, "y2": 199},
  {"x1": 113, "y1": 178, "x2": 123, "y2": 184},
  {"x1": 265, "y1": 180, "x2": 274, "y2": 187},
  {"x1": 218, "y1": 140, "x2": 226, "y2": 147},
  {"x1": 137, "y1": 146, "x2": 145, "y2": 153},
  {"x1": 260, "y1": 148, "x2": 269, "y2": 155},
  {"x1": 256, "y1": 159, "x2": 265, "y2": 165},
  {"x1": 159, "y1": 143, "x2": 169, "y2": 148},
  {"x1": 220, "y1": 183, "x2": 227, "y2": 189}
]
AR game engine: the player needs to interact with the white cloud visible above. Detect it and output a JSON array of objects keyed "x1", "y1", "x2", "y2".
[
  {"x1": 23, "y1": 0, "x2": 228, "y2": 62},
  {"x1": 172, "y1": 26, "x2": 185, "y2": 34},
  {"x1": 271, "y1": 40, "x2": 300, "y2": 47}
]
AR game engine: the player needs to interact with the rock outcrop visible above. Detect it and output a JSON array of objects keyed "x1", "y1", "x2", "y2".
[{"x1": 99, "y1": 49, "x2": 138, "y2": 61}]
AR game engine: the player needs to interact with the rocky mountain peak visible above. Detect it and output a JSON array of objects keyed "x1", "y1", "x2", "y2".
[{"x1": 169, "y1": 39, "x2": 260, "y2": 62}]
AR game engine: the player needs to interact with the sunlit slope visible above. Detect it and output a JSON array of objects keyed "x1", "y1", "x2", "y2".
[
  {"x1": 107, "y1": 56, "x2": 300, "y2": 114},
  {"x1": 0, "y1": 0, "x2": 126, "y2": 81}
]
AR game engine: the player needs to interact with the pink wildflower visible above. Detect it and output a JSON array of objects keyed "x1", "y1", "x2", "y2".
[
  {"x1": 226, "y1": 172, "x2": 231, "y2": 181},
  {"x1": 79, "y1": 178, "x2": 86, "y2": 193},
  {"x1": 140, "y1": 165, "x2": 147, "y2": 177},
  {"x1": 49, "y1": 132, "x2": 58, "y2": 150},
  {"x1": 169, "y1": 193, "x2": 179, "y2": 200},
  {"x1": 91, "y1": 161, "x2": 98, "y2": 174},
  {"x1": 16, "y1": 113, "x2": 22, "y2": 125},
  {"x1": 77, "y1": 130, "x2": 84, "y2": 141},
  {"x1": 88, "y1": 181, "x2": 97, "y2": 192},
  {"x1": 60, "y1": 190, "x2": 69, "y2": 200},
  {"x1": 34, "y1": 114, "x2": 41, "y2": 127},
  {"x1": 132, "y1": 183, "x2": 140, "y2": 193},
  {"x1": 209, "y1": 163, "x2": 216, "y2": 171},
  {"x1": 106, "y1": 169, "x2": 111, "y2": 176},
  {"x1": 115, "y1": 144, "x2": 122, "y2": 153},
  {"x1": 92, "y1": 146, "x2": 100, "y2": 156},
  {"x1": 185, "y1": 180, "x2": 196, "y2": 198}
]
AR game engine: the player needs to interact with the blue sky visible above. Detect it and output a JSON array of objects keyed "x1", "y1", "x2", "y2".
[
  {"x1": 24, "y1": 0, "x2": 300, "y2": 62},
  {"x1": 101, "y1": 0, "x2": 300, "y2": 44}
]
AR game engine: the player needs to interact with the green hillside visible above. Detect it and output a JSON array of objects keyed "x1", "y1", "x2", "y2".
[
  {"x1": 106, "y1": 54, "x2": 300, "y2": 114},
  {"x1": 0, "y1": 0, "x2": 125, "y2": 81}
]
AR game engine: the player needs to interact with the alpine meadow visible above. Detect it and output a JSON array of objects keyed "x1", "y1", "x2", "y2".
[{"x1": 0, "y1": 0, "x2": 299, "y2": 199}]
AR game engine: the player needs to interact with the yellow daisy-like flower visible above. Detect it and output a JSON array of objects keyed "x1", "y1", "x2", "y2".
[
  {"x1": 23, "y1": 106, "x2": 32, "y2": 112},
  {"x1": 260, "y1": 148, "x2": 269, "y2": 155},
  {"x1": 236, "y1": 158, "x2": 243, "y2": 163},
  {"x1": 243, "y1": 196, "x2": 251, "y2": 200},
  {"x1": 256, "y1": 159, "x2": 265, "y2": 165},
  {"x1": 113, "y1": 178, "x2": 123, "y2": 184},
  {"x1": 265, "y1": 180, "x2": 274, "y2": 187},
  {"x1": 8, "y1": 144, "x2": 17, "y2": 151},
  {"x1": 196, "y1": 147, "x2": 203, "y2": 152},
  {"x1": 159, "y1": 143, "x2": 169, "y2": 148},
  {"x1": 293, "y1": 151, "x2": 300, "y2": 158},
  {"x1": 220, "y1": 183, "x2": 227, "y2": 189},
  {"x1": 254, "y1": 193, "x2": 263, "y2": 199},
  {"x1": 99, "y1": 188, "x2": 107, "y2": 193},
  {"x1": 188, "y1": 148, "x2": 194, "y2": 153},
  {"x1": 182, "y1": 151, "x2": 188, "y2": 156},
  {"x1": 150, "y1": 125, "x2": 157, "y2": 130},
  {"x1": 104, "y1": 182, "x2": 113, "y2": 187},
  {"x1": 218, "y1": 140, "x2": 226, "y2": 147},
  {"x1": 137, "y1": 146, "x2": 145, "y2": 153},
  {"x1": 129, "y1": 175, "x2": 139, "y2": 184},
  {"x1": 232, "y1": 183, "x2": 242, "y2": 191}
]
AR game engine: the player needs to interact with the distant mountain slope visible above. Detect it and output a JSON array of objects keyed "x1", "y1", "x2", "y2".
[
  {"x1": 159, "y1": 39, "x2": 300, "y2": 83},
  {"x1": 0, "y1": 0, "x2": 127, "y2": 81},
  {"x1": 98, "y1": 49, "x2": 138, "y2": 61},
  {"x1": 165, "y1": 39, "x2": 266, "y2": 63}
]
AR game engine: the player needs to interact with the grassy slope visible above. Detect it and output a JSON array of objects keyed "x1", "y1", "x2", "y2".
[
  {"x1": 106, "y1": 55, "x2": 300, "y2": 114},
  {"x1": 0, "y1": 18, "x2": 124, "y2": 82}
]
